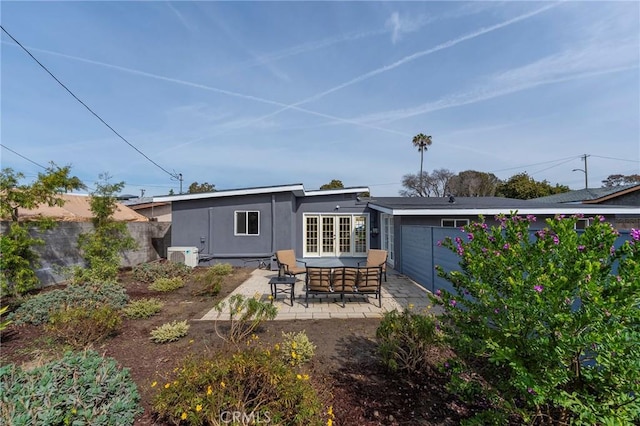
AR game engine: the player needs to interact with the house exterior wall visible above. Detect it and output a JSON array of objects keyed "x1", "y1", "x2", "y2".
[
  {"x1": 133, "y1": 204, "x2": 172, "y2": 222},
  {"x1": 169, "y1": 191, "x2": 370, "y2": 266},
  {"x1": 600, "y1": 191, "x2": 640, "y2": 206}
]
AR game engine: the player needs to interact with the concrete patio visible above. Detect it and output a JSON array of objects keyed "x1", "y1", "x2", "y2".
[{"x1": 200, "y1": 268, "x2": 436, "y2": 321}]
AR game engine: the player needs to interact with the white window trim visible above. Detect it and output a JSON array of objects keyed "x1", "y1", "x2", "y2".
[
  {"x1": 441, "y1": 218, "x2": 470, "y2": 228},
  {"x1": 575, "y1": 218, "x2": 591, "y2": 230},
  {"x1": 234, "y1": 210, "x2": 260, "y2": 236}
]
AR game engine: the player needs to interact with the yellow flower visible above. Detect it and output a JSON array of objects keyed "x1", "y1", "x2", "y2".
[
  {"x1": 291, "y1": 351, "x2": 297, "y2": 359},
  {"x1": 268, "y1": 295, "x2": 273, "y2": 300},
  {"x1": 196, "y1": 404, "x2": 202, "y2": 412},
  {"x1": 220, "y1": 381, "x2": 226, "y2": 388},
  {"x1": 164, "y1": 383, "x2": 170, "y2": 389},
  {"x1": 327, "y1": 419, "x2": 333, "y2": 426},
  {"x1": 291, "y1": 341, "x2": 297, "y2": 349},
  {"x1": 151, "y1": 381, "x2": 157, "y2": 388},
  {"x1": 207, "y1": 386, "x2": 213, "y2": 395},
  {"x1": 296, "y1": 374, "x2": 302, "y2": 380},
  {"x1": 71, "y1": 408, "x2": 77, "y2": 414},
  {"x1": 181, "y1": 412, "x2": 188, "y2": 420},
  {"x1": 274, "y1": 343, "x2": 280, "y2": 351},
  {"x1": 327, "y1": 405, "x2": 334, "y2": 417},
  {"x1": 408, "y1": 303, "x2": 415, "y2": 310},
  {"x1": 303, "y1": 374, "x2": 310, "y2": 380},
  {"x1": 189, "y1": 339, "x2": 194, "y2": 344}
]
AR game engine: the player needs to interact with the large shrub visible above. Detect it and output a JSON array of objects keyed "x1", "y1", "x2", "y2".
[
  {"x1": 0, "y1": 350, "x2": 142, "y2": 425},
  {"x1": 434, "y1": 214, "x2": 640, "y2": 425},
  {"x1": 9, "y1": 282, "x2": 128, "y2": 325},
  {"x1": 152, "y1": 349, "x2": 325, "y2": 425}
]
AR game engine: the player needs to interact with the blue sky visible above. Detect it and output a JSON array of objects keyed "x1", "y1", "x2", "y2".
[{"x1": 1, "y1": 1, "x2": 639, "y2": 197}]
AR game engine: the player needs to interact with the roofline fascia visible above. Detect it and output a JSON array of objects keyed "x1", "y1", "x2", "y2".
[
  {"x1": 304, "y1": 187, "x2": 370, "y2": 197},
  {"x1": 367, "y1": 205, "x2": 640, "y2": 216},
  {"x1": 152, "y1": 184, "x2": 305, "y2": 202}
]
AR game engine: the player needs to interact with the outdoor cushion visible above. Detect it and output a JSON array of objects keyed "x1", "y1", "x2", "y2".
[
  {"x1": 333, "y1": 267, "x2": 358, "y2": 293},
  {"x1": 358, "y1": 249, "x2": 388, "y2": 281}
]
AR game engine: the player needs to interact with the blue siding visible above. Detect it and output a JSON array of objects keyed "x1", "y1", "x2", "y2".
[{"x1": 400, "y1": 226, "x2": 633, "y2": 295}]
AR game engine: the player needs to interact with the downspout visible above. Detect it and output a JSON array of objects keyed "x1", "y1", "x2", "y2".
[{"x1": 271, "y1": 194, "x2": 276, "y2": 254}]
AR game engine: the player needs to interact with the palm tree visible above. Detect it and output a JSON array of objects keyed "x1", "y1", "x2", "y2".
[{"x1": 412, "y1": 133, "x2": 433, "y2": 196}]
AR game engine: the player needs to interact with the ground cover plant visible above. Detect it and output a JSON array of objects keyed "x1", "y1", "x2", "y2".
[{"x1": 433, "y1": 215, "x2": 640, "y2": 425}]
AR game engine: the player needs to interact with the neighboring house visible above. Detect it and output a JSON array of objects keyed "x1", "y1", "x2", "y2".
[
  {"x1": 532, "y1": 183, "x2": 640, "y2": 206},
  {"x1": 153, "y1": 183, "x2": 371, "y2": 266},
  {"x1": 122, "y1": 197, "x2": 172, "y2": 222}
]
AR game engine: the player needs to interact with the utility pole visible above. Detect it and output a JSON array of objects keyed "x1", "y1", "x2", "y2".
[
  {"x1": 179, "y1": 173, "x2": 183, "y2": 194},
  {"x1": 572, "y1": 154, "x2": 589, "y2": 189}
]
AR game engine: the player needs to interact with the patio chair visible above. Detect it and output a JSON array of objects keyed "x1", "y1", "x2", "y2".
[
  {"x1": 332, "y1": 267, "x2": 358, "y2": 307},
  {"x1": 304, "y1": 267, "x2": 334, "y2": 308},
  {"x1": 275, "y1": 250, "x2": 307, "y2": 279},
  {"x1": 355, "y1": 266, "x2": 382, "y2": 307},
  {"x1": 358, "y1": 249, "x2": 388, "y2": 281}
]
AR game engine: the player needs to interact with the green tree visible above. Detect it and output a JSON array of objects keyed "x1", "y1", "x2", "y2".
[
  {"x1": 74, "y1": 174, "x2": 136, "y2": 283},
  {"x1": 601, "y1": 173, "x2": 640, "y2": 187},
  {"x1": 0, "y1": 164, "x2": 84, "y2": 296},
  {"x1": 320, "y1": 179, "x2": 344, "y2": 190},
  {"x1": 188, "y1": 182, "x2": 215, "y2": 193},
  {"x1": 496, "y1": 172, "x2": 569, "y2": 199},
  {"x1": 411, "y1": 133, "x2": 433, "y2": 197},
  {"x1": 448, "y1": 170, "x2": 500, "y2": 197}
]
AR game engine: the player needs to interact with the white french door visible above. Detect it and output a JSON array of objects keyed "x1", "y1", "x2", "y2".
[
  {"x1": 304, "y1": 214, "x2": 368, "y2": 257},
  {"x1": 381, "y1": 214, "x2": 394, "y2": 268}
]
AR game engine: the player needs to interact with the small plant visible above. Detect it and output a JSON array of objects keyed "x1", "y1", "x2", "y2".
[
  {"x1": 280, "y1": 330, "x2": 316, "y2": 366},
  {"x1": 9, "y1": 282, "x2": 128, "y2": 325},
  {"x1": 193, "y1": 263, "x2": 233, "y2": 296},
  {"x1": 46, "y1": 304, "x2": 122, "y2": 348},
  {"x1": 150, "y1": 320, "x2": 190, "y2": 343},
  {"x1": 123, "y1": 298, "x2": 164, "y2": 319},
  {"x1": 0, "y1": 306, "x2": 11, "y2": 332},
  {"x1": 148, "y1": 276, "x2": 185, "y2": 292},
  {"x1": 0, "y1": 350, "x2": 142, "y2": 425},
  {"x1": 152, "y1": 349, "x2": 325, "y2": 426},
  {"x1": 213, "y1": 294, "x2": 277, "y2": 345},
  {"x1": 376, "y1": 305, "x2": 442, "y2": 374},
  {"x1": 132, "y1": 261, "x2": 191, "y2": 284}
]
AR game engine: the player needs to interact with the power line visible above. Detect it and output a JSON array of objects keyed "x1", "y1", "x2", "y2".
[
  {"x1": 489, "y1": 155, "x2": 581, "y2": 173},
  {"x1": 1, "y1": 25, "x2": 179, "y2": 180},
  {"x1": 0, "y1": 143, "x2": 48, "y2": 169},
  {"x1": 590, "y1": 154, "x2": 640, "y2": 163}
]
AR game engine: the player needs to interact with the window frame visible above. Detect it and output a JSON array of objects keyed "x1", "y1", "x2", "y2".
[
  {"x1": 234, "y1": 210, "x2": 260, "y2": 236},
  {"x1": 441, "y1": 218, "x2": 470, "y2": 228}
]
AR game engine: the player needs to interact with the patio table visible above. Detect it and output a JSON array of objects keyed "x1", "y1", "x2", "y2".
[{"x1": 268, "y1": 276, "x2": 296, "y2": 306}]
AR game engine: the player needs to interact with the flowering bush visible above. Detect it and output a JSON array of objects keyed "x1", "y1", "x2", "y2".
[
  {"x1": 152, "y1": 348, "x2": 325, "y2": 425},
  {"x1": 433, "y1": 214, "x2": 640, "y2": 425}
]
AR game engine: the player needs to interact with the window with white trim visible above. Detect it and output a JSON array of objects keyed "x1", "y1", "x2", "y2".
[
  {"x1": 575, "y1": 218, "x2": 591, "y2": 230},
  {"x1": 235, "y1": 211, "x2": 259, "y2": 235},
  {"x1": 441, "y1": 218, "x2": 470, "y2": 228}
]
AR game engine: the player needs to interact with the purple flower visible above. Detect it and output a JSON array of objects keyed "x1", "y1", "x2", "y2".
[
  {"x1": 534, "y1": 285, "x2": 544, "y2": 293},
  {"x1": 527, "y1": 387, "x2": 537, "y2": 395},
  {"x1": 599, "y1": 215, "x2": 606, "y2": 222},
  {"x1": 553, "y1": 235, "x2": 560, "y2": 245},
  {"x1": 467, "y1": 233, "x2": 474, "y2": 241},
  {"x1": 436, "y1": 240, "x2": 442, "y2": 247},
  {"x1": 444, "y1": 362, "x2": 450, "y2": 369},
  {"x1": 631, "y1": 229, "x2": 640, "y2": 241},
  {"x1": 526, "y1": 214, "x2": 537, "y2": 222},
  {"x1": 455, "y1": 237, "x2": 463, "y2": 244},
  {"x1": 503, "y1": 243, "x2": 511, "y2": 250},
  {"x1": 449, "y1": 299, "x2": 457, "y2": 307},
  {"x1": 494, "y1": 308, "x2": 500, "y2": 314},
  {"x1": 435, "y1": 289, "x2": 442, "y2": 297},
  {"x1": 577, "y1": 245, "x2": 585, "y2": 252},
  {"x1": 610, "y1": 245, "x2": 616, "y2": 255}
]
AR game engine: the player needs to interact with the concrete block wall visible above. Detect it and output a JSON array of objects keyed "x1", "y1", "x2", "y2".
[{"x1": 1, "y1": 221, "x2": 171, "y2": 287}]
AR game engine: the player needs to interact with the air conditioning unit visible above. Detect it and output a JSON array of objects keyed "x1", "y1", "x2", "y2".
[{"x1": 167, "y1": 247, "x2": 199, "y2": 268}]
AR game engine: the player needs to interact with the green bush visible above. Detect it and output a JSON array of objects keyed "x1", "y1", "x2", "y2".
[
  {"x1": 434, "y1": 214, "x2": 640, "y2": 425},
  {"x1": 193, "y1": 263, "x2": 233, "y2": 296},
  {"x1": 279, "y1": 330, "x2": 316, "y2": 366},
  {"x1": 0, "y1": 350, "x2": 142, "y2": 425},
  {"x1": 148, "y1": 276, "x2": 185, "y2": 292},
  {"x1": 132, "y1": 261, "x2": 191, "y2": 284},
  {"x1": 376, "y1": 306, "x2": 442, "y2": 374},
  {"x1": 0, "y1": 306, "x2": 11, "y2": 331},
  {"x1": 9, "y1": 282, "x2": 128, "y2": 326},
  {"x1": 123, "y1": 298, "x2": 163, "y2": 319},
  {"x1": 152, "y1": 349, "x2": 325, "y2": 426},
  {"x1": 46, "y1": 304, "x2": 122, "y2": 348},
  {"x1": 150, "y1": 320, "x2": 190, "y2": 343},
  {"x1": 213, "y1": 294, "x2": 277, "y2": 345}
]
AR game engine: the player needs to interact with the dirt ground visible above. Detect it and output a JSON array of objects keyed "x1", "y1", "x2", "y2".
[{"x1": 1, "y1": 266, "x2": 475, "y2": 425}]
